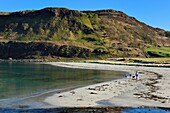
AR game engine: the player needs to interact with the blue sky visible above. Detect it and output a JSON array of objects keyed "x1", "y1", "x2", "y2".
[{"x1": 1, "y1": 0, "x2": 170, "y2": 31}]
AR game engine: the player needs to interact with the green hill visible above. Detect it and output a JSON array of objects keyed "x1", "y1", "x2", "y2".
[{"x1": 0, "y1": 8, "x2": 170, "y2": 59}]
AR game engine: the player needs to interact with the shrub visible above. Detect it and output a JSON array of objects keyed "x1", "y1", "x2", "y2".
[
  {"x1": 165, "y1": 31, "x2": 170, "y2": 37},
  {"x1": 93, "y1": 47, "x2": 109, "y2": 55}
]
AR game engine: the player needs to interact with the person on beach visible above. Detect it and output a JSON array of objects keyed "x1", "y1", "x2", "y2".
[{"x1": 135, "y1": 71, "x2": 139, "y2": 80}]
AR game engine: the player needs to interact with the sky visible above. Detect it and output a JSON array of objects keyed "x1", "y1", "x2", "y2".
[{"x1": 0, "y1": 0, "x2": 170, "y2": 31}]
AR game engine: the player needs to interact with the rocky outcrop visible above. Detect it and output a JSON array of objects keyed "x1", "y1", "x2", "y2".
[{"x1": 0, "y1": 42, "x2": 91, "y2": 59}]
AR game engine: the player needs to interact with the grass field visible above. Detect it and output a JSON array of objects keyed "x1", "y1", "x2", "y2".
[
  {"x1": 128, "y1": 58, "x2": 170, "y2": 63},
  {"x1": 144, "y1": 47, "x2": 170, "y2": 57}
]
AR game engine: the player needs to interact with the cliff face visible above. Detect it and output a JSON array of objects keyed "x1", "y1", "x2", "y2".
[{"x1": 0, "y1": 8, "x2": 169, "y2": 59}]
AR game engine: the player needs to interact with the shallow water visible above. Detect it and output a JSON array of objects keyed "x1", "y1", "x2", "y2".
[{"x1": 0, "y1": 62, "x2": 125, "y2": 108}]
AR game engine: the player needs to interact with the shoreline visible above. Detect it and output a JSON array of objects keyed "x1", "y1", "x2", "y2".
[
  {"x1": 88, "y1": 61, "x2": 170, "y2": 68},
  {"x1": 44, "y1": 62, "x2": 170, "y2": 108},
  {"x1": 0, "y1": 58, "x2": 170, "y2": 67},
  {"x1": 0, "y1": 107, "x2": 170, "y2": 113}
]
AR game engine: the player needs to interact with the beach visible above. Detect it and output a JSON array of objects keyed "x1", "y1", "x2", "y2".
[{"x1": 44, "y1": 62, "x2": 170, "y2": 108}]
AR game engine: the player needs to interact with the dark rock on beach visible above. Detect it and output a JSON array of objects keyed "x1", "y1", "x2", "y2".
[{"x1": 0, "y1": 107, "x2": 169, "y2": 113}]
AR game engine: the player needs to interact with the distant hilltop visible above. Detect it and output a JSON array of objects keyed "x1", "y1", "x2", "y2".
[{"x1": 0, "y1": 7, "x2": 170, "y2": 59}]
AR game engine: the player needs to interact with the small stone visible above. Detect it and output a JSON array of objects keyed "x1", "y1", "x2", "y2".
[
  {"x1": 70, "y1": 91, "x2": 75, "y2": 94},
  {"x1": 161, "y1": 101, "x2": 166, "y2": 103},
  {"x1": 90, "y1": 92, "x2": 97, "y2": 94},
  {"x1": 59, "y1": 95, "x2": 63, "y2": 97},
  {"x1": 77, "y1": 99, "x2": 83, "y2": 101}
]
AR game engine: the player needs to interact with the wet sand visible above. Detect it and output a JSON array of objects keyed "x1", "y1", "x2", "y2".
[{"x1": 44, "y1": 62, "x2": 170, "y2": 108}]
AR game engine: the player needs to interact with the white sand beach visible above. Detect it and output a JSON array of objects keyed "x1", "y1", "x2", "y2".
[{"x1": 44, "y1": 62, "x2": 170, "y2": 107}]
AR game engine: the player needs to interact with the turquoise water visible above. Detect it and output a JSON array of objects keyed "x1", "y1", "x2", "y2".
[
  {"x1": 0, "y1": 62, "x2": 125, "y2": 108},
  {"x1": 122, "y1": 108, "x2": 170, "y2": 113}
]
